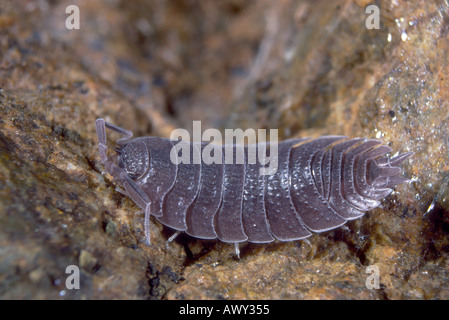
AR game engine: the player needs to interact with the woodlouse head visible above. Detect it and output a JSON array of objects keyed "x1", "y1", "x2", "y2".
[{"x1": 118, "y1": 141, "x2": 150, "y2": 180}]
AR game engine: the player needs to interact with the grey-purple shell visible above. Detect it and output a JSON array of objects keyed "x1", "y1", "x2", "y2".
[{"x1": 95, "y1": 119, "x2": 412, "y2": 244}]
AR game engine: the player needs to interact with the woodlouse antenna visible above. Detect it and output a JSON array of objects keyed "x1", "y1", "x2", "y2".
[{"x1": 96, "y1": 118, "x2": 154, "y2": 245}]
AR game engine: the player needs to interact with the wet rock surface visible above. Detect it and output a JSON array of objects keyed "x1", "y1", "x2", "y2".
[{"x1": 0, "y1": 0, "x2": 448, "y2": 299}]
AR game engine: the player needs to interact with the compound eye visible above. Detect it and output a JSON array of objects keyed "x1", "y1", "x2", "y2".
[{"x1": 119, "y1": 141, "x2": 149, "y2": 179}]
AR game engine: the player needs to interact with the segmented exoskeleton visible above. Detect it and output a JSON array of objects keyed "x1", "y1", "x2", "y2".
[{"x1": 95, "y1": 119, "x2": 412, "y2": 254}]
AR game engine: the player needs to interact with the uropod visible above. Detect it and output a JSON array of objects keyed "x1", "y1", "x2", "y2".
[{"x1": 95, "y1": 118, "x2": 413, "y2": 256}]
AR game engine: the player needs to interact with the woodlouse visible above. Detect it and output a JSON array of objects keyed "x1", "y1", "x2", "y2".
[{"x1": 95, "y1": 118, "x2": 412, "y2": 255}]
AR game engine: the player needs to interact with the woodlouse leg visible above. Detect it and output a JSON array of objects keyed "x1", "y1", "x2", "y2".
[
  {"x1": 234, "y1": 243, "x2": 240, "y2": 259},
  {"x1": 165, "y1": 231, "x2": 182, "y2": 250},
  {"x1": 115, "y1": 186, "x2": 128, "y2": 196},
  {"x1": 167, "y1": 231, "x2": 181, "y2": 243},
  {"x1": 144, "y1": 206, "x2": 151, "y2": 246},
  {"x1": 134, "y1": 209, "x2": 152, "y2": 246},
  {"x1": 120, "y1": 172, "x2": 152, "y2": 245},
  {"x1": 301, "y1": 238, "x2": 313, "y2": 252}
]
